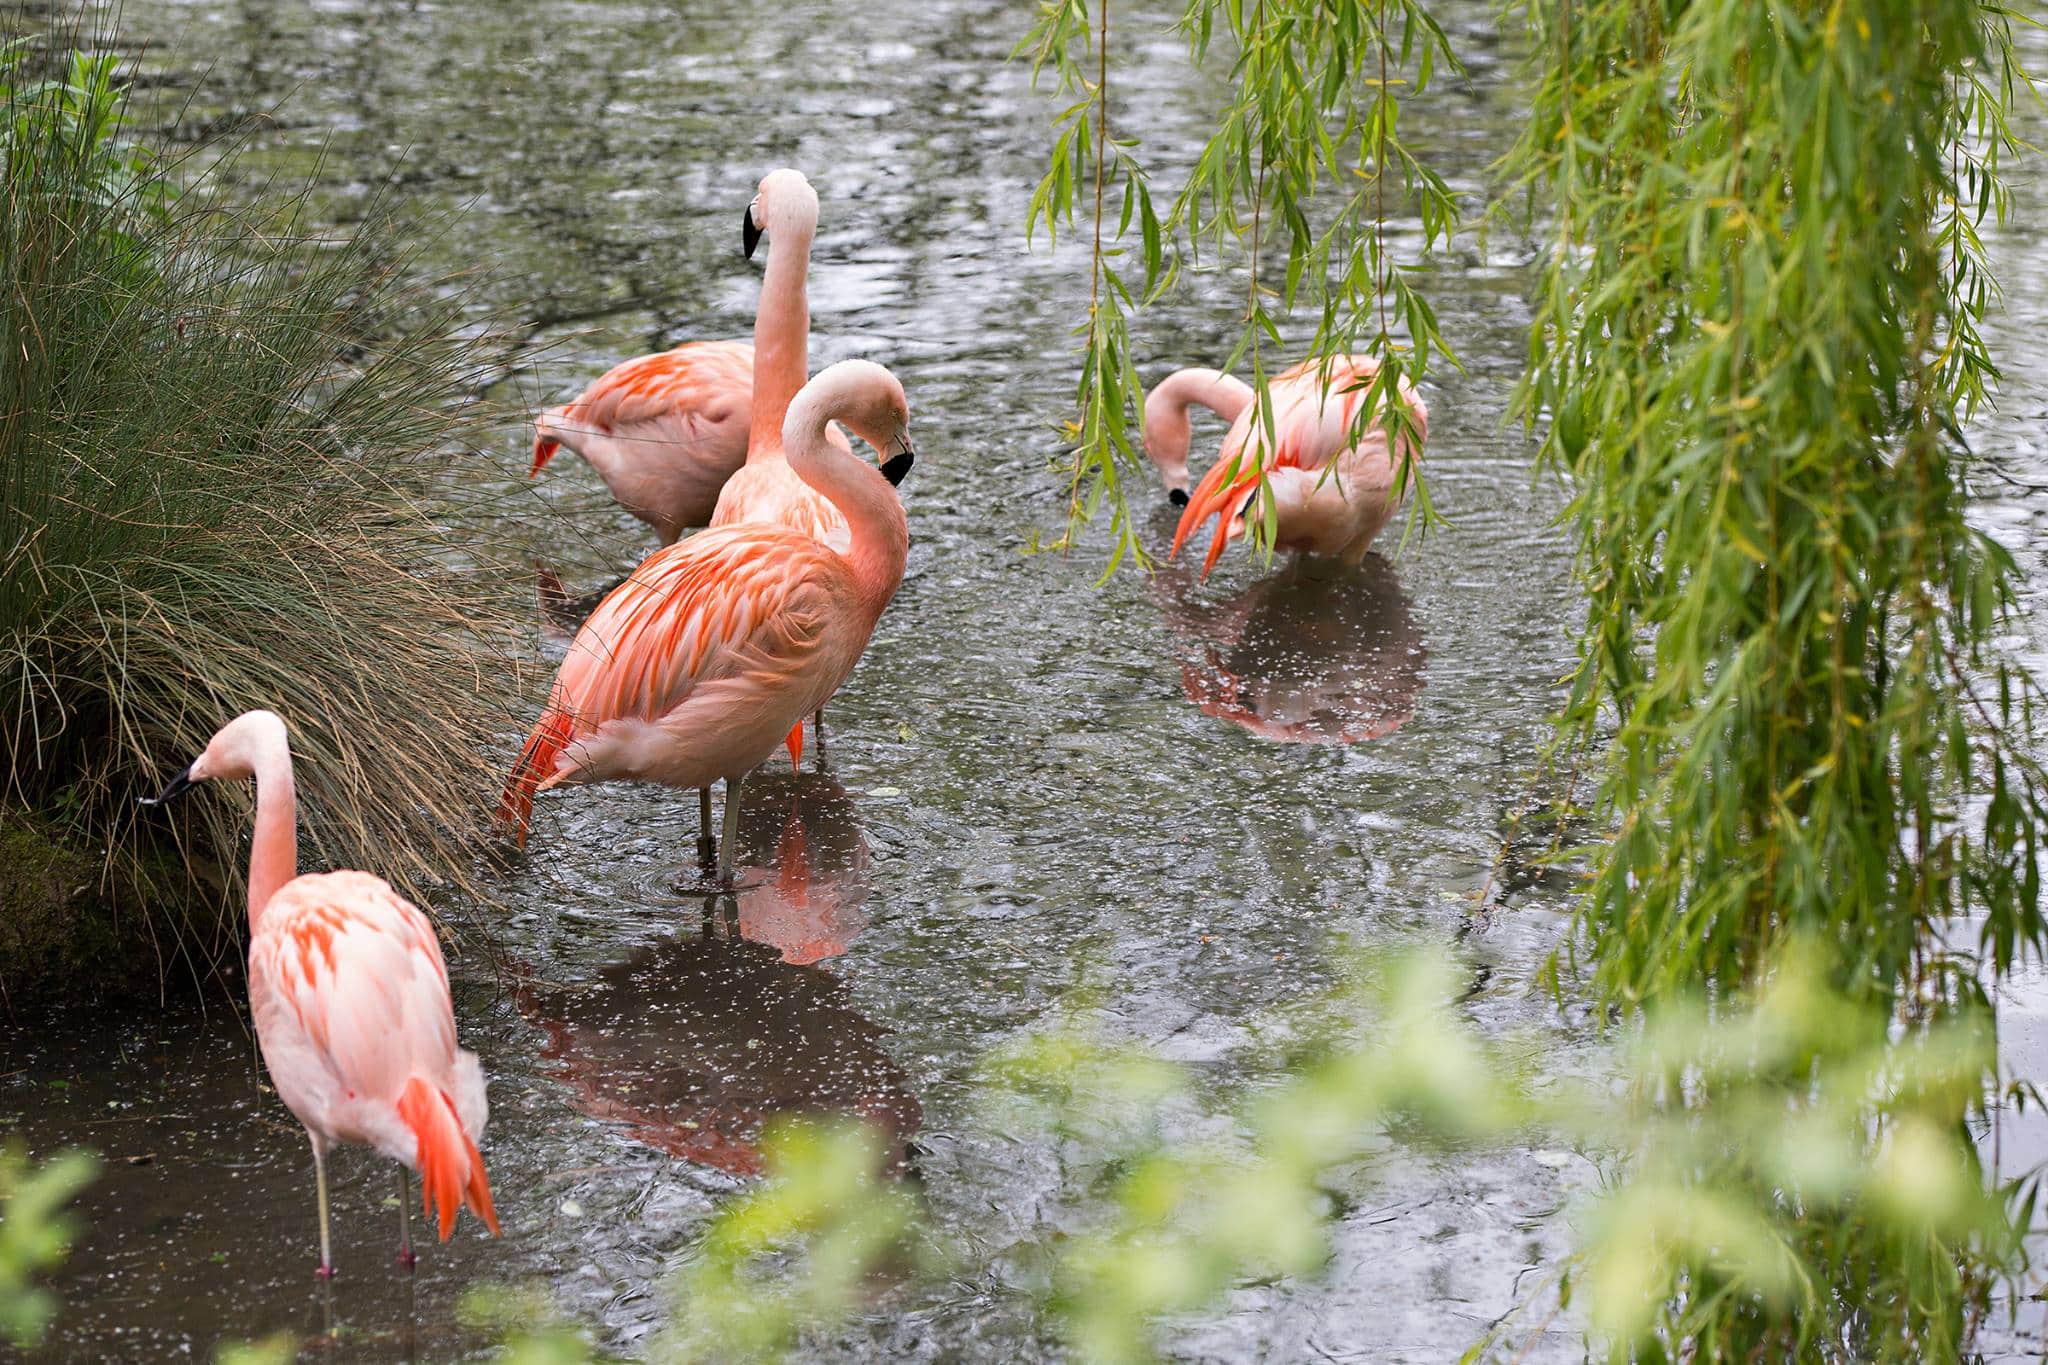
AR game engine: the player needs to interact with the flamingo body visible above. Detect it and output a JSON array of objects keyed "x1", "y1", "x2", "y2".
[
  {"x1": 503, "y1": 522, "x2": 877, "y2": 813},
  {"x1": 1165, "y1": 356, "x2": 1428, "y2": 577},
  {"x1": 250, "y1": 870, "x2": 497, "y2": 1242},
  {"x1": 532, "y1": 340, "x2": 753, "y2": 544}
]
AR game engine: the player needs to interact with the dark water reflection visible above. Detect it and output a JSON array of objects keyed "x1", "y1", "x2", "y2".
[
  {"x1": 513, "y1": 771, "x2": 912, "y2": 1177},
  {"x1": 1156, "y1": 551, "x2": 1426, "y2": 744}
]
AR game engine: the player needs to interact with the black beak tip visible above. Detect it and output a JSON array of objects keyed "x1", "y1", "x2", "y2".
[
  {"x1": 881, "y1": 451, "x2": 915, "y2": 487},
  {"x1": 742, "y1": 208, "x2": 762, "y2": 261},
  {"x1": 1169, "y1": 488, "x2": 1190, "y2": 508},
  {"x1": 140, "y1": 765, "x2": 197, "y2": 807}
]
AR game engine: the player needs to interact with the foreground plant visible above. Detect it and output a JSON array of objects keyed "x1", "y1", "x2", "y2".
[
  {"x1": 1508, "y1": 0, "x2": 2045, "y2": 1011},
  {"x1": 0, "y1": 42, "x2": 523, "y2": 994},
  {"x1": 0, "y1": 1144, "x2": 96, "y2": 1348}
]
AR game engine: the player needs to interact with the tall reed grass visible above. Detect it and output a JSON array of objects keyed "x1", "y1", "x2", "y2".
[{"x1": 0, "y1": 43, "x2": 525, "y2": 1000}]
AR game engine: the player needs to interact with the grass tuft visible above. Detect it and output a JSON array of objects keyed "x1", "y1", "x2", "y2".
[{"x1": 0, "y1": 39, "x2": 529, "y2": 1000}]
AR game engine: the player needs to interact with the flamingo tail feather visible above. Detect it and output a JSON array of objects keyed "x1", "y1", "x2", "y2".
[{"x1": 395, "y1": 1076, "x2": 500, "y2": 1240}]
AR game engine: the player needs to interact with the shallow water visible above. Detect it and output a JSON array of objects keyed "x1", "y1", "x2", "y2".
[{"x1": 7, "y1": 1, "x2": 2048, "y2": 1360}]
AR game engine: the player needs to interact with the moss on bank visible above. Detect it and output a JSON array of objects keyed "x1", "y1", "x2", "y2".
[{"x1": 0, "y1": 811, "x2": 238, "y2": 1012}]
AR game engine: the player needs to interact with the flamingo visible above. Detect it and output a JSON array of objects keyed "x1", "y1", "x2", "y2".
[
  {"x1": 141, "y1": 710, "x2": 498, "y2": 1278},
  {"x1": 531, "y1": 341, "x2": 753, "y2": 546},
  {"x1": 499, "y1": 358, "x2": 915, "y2": 886},
  {"x1": 708, "y1": 170, "x2": 912, "y2": 771},
  {"x1": 1151, "y1": 355, "x2": 1428, "y2": 576}
]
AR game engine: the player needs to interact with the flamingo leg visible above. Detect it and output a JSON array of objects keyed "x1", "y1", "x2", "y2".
[
  {"x1": 696, "y1": 787, "x2": 716, "y2": 868},
  {"x1": 312, "y1": 1137, "x2": 336, "y2": 1280},
  {"x1": 396, "y1": 1167, "x2": 418, "y2": 1271},
  {"x1": 718, "y1": 773, "x2": 745, "y2": 887},
  {"x1": 813, "y1": 709, "x2": 826, "y2": 767}
]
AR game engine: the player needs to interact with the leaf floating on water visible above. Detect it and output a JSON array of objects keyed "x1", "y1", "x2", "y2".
[
  {"x1": 559, "y1": 1199, "x2": 585, "y2": 1219},
  {"x1": 870, "y1": 786, "x2": 902, "y2": 799}
]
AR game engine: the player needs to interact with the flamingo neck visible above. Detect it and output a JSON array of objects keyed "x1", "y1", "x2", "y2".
[
  {"x1": 246, "y1": 738, "x2": 299, "y2": 929},
  {"x1": 746, "y1": 218, "x2": 815, "y2": 462},
  {"x1": 784, "y1": 400, "x2": 907, "y2": 617},
  {"x1": 1146, "y1": 368, "x2": 1254, "y2": 487}
]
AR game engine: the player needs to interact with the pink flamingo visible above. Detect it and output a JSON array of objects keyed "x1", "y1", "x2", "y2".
[
  {"x1": 707, "y1": 170, "x2": 911, "y2": 768},
  {"x1": 142, "y1": 711, "x2": 498, "y2": 1278},
  {"x1": 531, "y1": 341, "x2": 753, "y2": 546},
  {"x1": 1147, "y1": 356, "x2": 1428, "y2": 576},
  {"x1": 499, "y1": 358, "x2": 915, "y2": 885}
]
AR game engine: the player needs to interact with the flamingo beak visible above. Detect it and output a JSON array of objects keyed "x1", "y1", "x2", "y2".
[
  {"x1": 1168, "y1": 488, "x2": 1190, "y2": 508},
  {"x1": 140, "y1": 764, "x2": 198, "y2": 806},
  {"x1": 743, "y1": 204, "x2": 763, "y2": 260},
  {"x1": 880, "y1": 445, "x2": 915, "y2": 486}
]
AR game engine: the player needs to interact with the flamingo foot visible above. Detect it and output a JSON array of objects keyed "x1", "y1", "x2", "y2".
[{"x1": 315, "y1": 1262, "x2": 337, "y2": 1281}]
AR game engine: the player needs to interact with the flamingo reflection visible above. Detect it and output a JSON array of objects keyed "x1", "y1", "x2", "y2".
[
  {"x1": 516, "y1": 772, "x2": 913, "y2": 1175},
  {"x1": 731, "y1": 771, "x2": 871, "y2": 965},
  {"x1": 1155, "y1": 552, "x2": 1426, "y2": 743}
]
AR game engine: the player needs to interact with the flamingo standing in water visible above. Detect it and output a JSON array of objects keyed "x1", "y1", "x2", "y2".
[
  {"x1": 1145, "y1": 355, "x2": 1428, "y2": 576},
  {"x1": 499, "y1": 359, "x2": 916, "y2": 885},
  {"x1": 142, "y1": 711, "x2": 498, "y2": 1278}
]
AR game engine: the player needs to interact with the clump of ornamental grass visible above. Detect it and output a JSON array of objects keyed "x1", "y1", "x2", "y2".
[{"x1": 0, "y1": 46, "x2": 527, "y2": 1000}]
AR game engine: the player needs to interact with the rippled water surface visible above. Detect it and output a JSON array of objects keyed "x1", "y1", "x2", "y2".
[{"x1": 9, "y1": 2, "x2": 2048, "y2": 1360}]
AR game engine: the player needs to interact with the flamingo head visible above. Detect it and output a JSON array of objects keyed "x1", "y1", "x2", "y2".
[
  {"x1": 1140, "y1": 391, "x2": 1193, "y2": 507},
  {"x1": 142, "y1": 709, "x2": 290, "y2": 804},
  {"x1": 827, "y1": 362, "x2": 917, "y2": 485},
  {"x1": 745, "y1": 168, "x2": 818, "y2": 262}
]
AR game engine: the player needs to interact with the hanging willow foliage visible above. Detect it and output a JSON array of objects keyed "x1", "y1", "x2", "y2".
[
  {"x1": 1505, "y1": 0, "x2": 2045, "y2": 1016},
  {"x1": 1020, "y1": 0, "x2": 1459, "y2": 570}
]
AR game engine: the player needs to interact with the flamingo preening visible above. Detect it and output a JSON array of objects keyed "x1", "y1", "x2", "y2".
[
  {"x1": 142, "y1": 711, "x2": 498, "y2": 1278},
  {"x1": 1146, "y1": 355, "x2": 1428, "y2": 576},
  {"x1": 499, "y1": 359, "x2": 915, "y2": 885},
  {"x1": 530, "y1": 341, "x2": 753, "y2": 546}
]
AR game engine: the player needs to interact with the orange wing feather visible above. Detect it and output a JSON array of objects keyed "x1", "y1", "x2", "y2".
[{"x1": 499, "y1": 527, "x2": 835, "y2": 841}]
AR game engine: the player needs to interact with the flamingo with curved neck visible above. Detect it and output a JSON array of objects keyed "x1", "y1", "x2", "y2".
[
  {"x1": 1169, "y1": 354, "x2": 1429, "y2": 576},
  {"x1": 501, "y1": 359, "x2": 916, "y2": 886},
  {"x1": 1142, "y1": 367, "x2": 1255, "y2": 506},
  {"x1": 142, "y1": 710, "x2": 497, "y2": 1279}
]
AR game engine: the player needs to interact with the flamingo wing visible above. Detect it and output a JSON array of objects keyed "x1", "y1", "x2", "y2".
[
  {"x1": 1170, "y1": 356, "x2": 1394, "y2": 577},
  {"x1": 534, "y1": 341, "x2": 753, "y2": 472},
  {"x1": 499, "y1": 527, "x2": 840, "y2": 838}
]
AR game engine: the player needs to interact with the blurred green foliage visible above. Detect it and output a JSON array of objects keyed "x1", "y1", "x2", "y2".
[
  {"x1": 0, "y1": 1143, "x2": 96, "y2": 1348},
  {"x1": 1561, "y1": 943, "x2": 2021, "y2": 1361},
  {"x1": 653, "y1": 1119, "x2": 927, "y2": 1363},
  {"x1": 462, "y1": 945, "x2": 2019, "y2": 1363}
]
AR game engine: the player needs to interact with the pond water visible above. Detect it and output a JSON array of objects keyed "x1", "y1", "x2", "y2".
[{"x1": 7, "y1": 1, "x2": 2048, "y2": 1360}]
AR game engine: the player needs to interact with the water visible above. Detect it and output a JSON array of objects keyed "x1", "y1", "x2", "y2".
[{"x1": 6, "y1": 1, "x2": 2046, "y2": 1359}]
